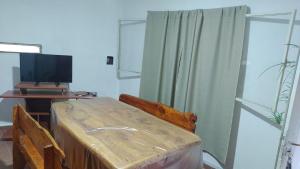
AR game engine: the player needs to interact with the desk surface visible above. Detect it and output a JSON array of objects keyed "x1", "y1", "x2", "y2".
[
  {"x1": 51, "y1": 98, "x2": 202, "y2": 169},
  {"x1": 0, "y1": 90, "x2": 94, "y2": 99},
  {"x1": 15, "y1": 82, "x2": 68, "y2": 90}
]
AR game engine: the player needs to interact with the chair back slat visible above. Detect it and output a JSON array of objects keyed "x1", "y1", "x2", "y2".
[
  {"x1": 119, "y1": 94, "x2": 197, "y2": 133},
  {"x1": 13, "y1": 105, "x2": 65, "y2": 169}
]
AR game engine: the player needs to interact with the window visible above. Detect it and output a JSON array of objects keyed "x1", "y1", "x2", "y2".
[{"x1": 0, "y1": 42, "x2": 41, "y2": 53}]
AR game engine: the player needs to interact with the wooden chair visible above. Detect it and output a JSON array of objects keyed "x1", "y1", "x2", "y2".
[
  {"x1": 119, "y1": 94, "x2": 197, "y2": 133},
  {"x1": 12, "y1": 105, "x2": 65, "y2": 169}
]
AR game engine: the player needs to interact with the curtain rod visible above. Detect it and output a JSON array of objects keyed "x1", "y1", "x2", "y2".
[
  {"x1": 121, "y1": 11, "x2": 294, "y2": 19},
  {"x1": 246, "y1": 11, "x2": 292, "y2": 18}
]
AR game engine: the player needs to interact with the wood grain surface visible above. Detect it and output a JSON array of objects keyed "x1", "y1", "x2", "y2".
[
  {"x1": 119, "y1": 94, "x2": 197, "y2": 132},
  {"x1": 15, "y1": 83, "x2": 68, "y2": 90},
  {"x1": 51, "y1": 98, "x2": 202, "y2": 169}
]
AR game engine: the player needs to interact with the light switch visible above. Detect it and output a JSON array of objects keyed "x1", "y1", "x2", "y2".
[{"x1": 107, "y1": 56, "x2": 113, "y2": 65}]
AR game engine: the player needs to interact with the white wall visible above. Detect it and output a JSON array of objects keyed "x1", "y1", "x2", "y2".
[
  {"x1": 1, "y1": 0, "x2": 300, "y2": 168},
  {"x1": 117, "y1": 0, "x2": 300, "y2": 168},
  {"x1": 0, "y1": 0, "x2": 121, "y2": 121}
]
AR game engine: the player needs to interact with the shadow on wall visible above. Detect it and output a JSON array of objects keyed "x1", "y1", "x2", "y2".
[{"x1": 0, "y1": 66, "x2": 24, "y2": 122}]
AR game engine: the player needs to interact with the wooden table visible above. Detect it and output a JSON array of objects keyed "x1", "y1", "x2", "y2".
[{"x1": 51, "y1": 98, "x2": 202, "y2": 169}]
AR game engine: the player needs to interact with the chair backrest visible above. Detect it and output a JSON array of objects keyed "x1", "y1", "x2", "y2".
[
  {"x1": 13, "y1": 105, "x2": 65, "y2": 169},
  {"x1": 119, "y1": 94, "x2": 197, "y2": 133}
]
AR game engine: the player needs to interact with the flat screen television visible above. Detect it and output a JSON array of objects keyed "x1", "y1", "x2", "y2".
[{"x1": 20, "y1": 53, "x2": 72, "y2": 84}]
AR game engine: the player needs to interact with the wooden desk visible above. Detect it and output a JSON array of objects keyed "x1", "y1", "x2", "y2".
[
  {"x1": 0, "y1": 90, "x2": 94, "y2": 99},
  {"x1": 0, "y1": 90, "x2": 94, "y2": 140},
  {"x1": 51, "y1": 98, "x2": 202, "y2": 169},
  {"x1": 0, "y1": 126, "x2": 12, "y2": 141},
  {"x1": 15, "y1": 82, "x2": 68, "y2": 90}
]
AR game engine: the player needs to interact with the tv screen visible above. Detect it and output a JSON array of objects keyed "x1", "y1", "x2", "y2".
[{"x1": 20, "y1": 53, "x2": 72, "y2": 83}]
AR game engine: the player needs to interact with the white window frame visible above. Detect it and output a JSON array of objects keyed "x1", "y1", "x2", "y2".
[{"x1": 0, "y1": 42, "x2": 42, "y2": 53}]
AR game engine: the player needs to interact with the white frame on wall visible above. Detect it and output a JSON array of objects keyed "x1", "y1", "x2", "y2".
[
  {"x1": 0, "y1": 42, "x2": 42, "y2": 54},
  {"x1": 117, "y1": 19, "x2": 146, "y2": 80}
]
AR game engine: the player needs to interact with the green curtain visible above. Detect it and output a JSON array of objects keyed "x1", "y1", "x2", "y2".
[{"x1": 140, "y1": 6, "x2": 248, "y2": 163}]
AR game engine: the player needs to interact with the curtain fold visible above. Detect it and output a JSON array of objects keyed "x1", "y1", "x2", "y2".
[{"x1": 140, "y1": 6, "x2": 248, "y2": 163}]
